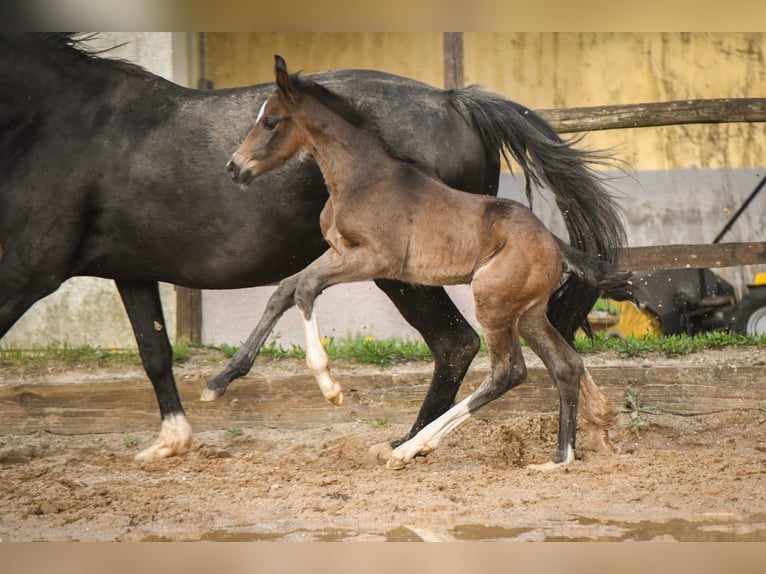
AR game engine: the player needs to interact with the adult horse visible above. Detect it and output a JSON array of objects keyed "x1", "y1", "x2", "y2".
[{"x1": 0, "y1": 33, "x2": 624, "y2": 461}]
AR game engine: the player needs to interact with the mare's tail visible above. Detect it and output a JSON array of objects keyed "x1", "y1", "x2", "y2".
[
  {"x1": 449, "y1": 86, "x2": 627, "y2": 342},
  {"x1": 555, "y1": 238, "x2": 646, "y2": 306}
]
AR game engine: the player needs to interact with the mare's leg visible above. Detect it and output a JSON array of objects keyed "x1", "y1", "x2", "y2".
[
  {"x1": 386, "y1": 323, "x2": 526, "y2": 469},
  {"x1": 201, "y1": 274, "x2": 301, "y2": 401},
  {"x1": 374, "y1": 281, "x2": 480, "y2": 443},
  {"x1": 519, "y1": 302, "x2": 617, "y2": 471},
  {"x1": 116, "y1": 280, "x2": 191, "y2": 461}
]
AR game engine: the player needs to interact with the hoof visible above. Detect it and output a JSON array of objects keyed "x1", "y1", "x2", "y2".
[
  {"x1": 526, "y1": 460, "x2": 564, "y2": 472},
  {"x1": 527, "y1": 445, "x2": 575, "y2": 472},
  {"x1": 326, "y1": 390, "x2": 343, "y2": 406},
  {"x1": 385, "y1": 457, "x2": 407, "y2": 471},
  {"x1": 135, "y1": 414, "x2": 192, "y2": 462},
  {"x1": 200, "y1": 386, "x2": 223, "y2": 402},
  {"x1": 365, "y1": 441, "x2": 394, "y2": 465}
]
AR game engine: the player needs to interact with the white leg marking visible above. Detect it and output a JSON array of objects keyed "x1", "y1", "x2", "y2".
[
  {"x1": 387, "y1": 395, "x2": 474, "y2": 469},
  {"x1": 302, "y1": 310, "x2": 343, "y2": 405},
  {"x1": 527, "y1": 445, "x2": 575, "y2": 472},
  {"x1": 135, "y1": 413, "x2": 192, "y2": 462}
]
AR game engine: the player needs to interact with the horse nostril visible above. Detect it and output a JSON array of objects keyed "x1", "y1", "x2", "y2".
[{"x1": 226, "y1": 159, "x2": 240, "y2": 180}]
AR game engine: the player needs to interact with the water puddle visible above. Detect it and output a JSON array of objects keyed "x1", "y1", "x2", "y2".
[{"x1": 153, "y1": 514, "x2": 766, "y2": 542}]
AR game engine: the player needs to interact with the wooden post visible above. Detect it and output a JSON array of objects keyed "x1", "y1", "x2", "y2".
[
  {"x1": 175, "y1": 32, "x2": 210, "y2": 346},
  {"x1": 176, "y1": 286, "x2": 202, "y2": 345},
  {"x1": 443, "y1": 32, "x2": 464, "y2": 90}
]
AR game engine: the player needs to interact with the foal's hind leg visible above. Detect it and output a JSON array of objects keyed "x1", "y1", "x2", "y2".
[
  {"x1": 519, "y1": 302, "x2": 616, "y2": 471},
  {"x1": 387, "y1": 324, "x2": 526, "y2": 469}
]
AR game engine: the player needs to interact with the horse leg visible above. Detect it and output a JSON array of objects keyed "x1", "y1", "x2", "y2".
[
  {"x1": 374, "y1": 281, "x2": 480, "y2": 441},
  {"x1": 116, "y1": 280, "x2": 191, "y2": 461},
  {"x1": 201, "y1": 273, "x2": 302, "y2": 401},
  {"x1": 292, "y1": 248, "x2": 390, "y2": 404},
  {"x1": 387, "y1": 323, "x2": 526, "y2": 469},
  {"x1": 519, "y1": 302, "x2": 617, "y2": 471}
]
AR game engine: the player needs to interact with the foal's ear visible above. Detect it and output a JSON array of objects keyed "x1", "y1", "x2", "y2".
[{"x1": 274, "y1": 54, "x2": 296, "y2": 104}]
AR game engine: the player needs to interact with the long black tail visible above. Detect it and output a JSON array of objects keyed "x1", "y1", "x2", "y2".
[
  {"x1": 450, "y1": 86, "x2": 627, "y2": 342},
  {"x1": 555, "y1": 238, "x2": 644, "y2": 306}
]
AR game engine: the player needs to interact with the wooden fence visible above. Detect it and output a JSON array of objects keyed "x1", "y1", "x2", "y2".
[{"x1": 536, "y1": 98, "x2": 766, "y2": 273}]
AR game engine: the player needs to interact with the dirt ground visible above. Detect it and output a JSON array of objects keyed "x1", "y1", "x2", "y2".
[{"x1": 0, "y1": 346, "x2": 765, "y2": 541}]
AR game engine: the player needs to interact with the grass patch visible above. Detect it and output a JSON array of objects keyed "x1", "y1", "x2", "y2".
[
  {"x1": 619, "y1": 387, "x2": 660, "y2": 437},
  {"x1": 254, "y1": 335, "x2": 432, "y2": 366},
  {"x1": 2, "y1": 331, "x2": 764, "y2": 371},
  {"x1": 123, "y1": 434, "x2": 139, "y2": 449},
  {"x1": 0, "y1": 341, "x2": 191, "y2": 370},
  {"x1": 575, "y1": 330, "x2": 766, "y2": 358},
  {"x1": 361, "y1": 416, "x2": 390, "y2": 428}
]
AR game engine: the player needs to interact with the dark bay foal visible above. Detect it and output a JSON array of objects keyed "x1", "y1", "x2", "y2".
[{"x1": 227, "y1": 56, "x2": 640, "y2": 470}]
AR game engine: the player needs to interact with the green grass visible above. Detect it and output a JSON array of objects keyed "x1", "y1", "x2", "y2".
[
  {"x1": 574, "y1": 330, "x2": 766, "y2": 358},
  {"x1": 618, "y1": 387, "x2": 661, "y2": 437},
  {"x1": 258, "y1": 335, "x2": 433, "y2": 366},
  {"x1": 0, "y1": 341, "x2": 191, "y2": 369},
  {"x1": 1, "y1": 331, "x2": 763, "y2": 371}
]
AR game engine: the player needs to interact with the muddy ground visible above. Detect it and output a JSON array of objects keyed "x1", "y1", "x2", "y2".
[{"x1": 0, "y1": 346, "x2": 764, "y2": 541}]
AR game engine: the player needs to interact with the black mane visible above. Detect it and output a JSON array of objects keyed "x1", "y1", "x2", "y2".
[
  {"x1": 291, "y1": 73, "x2": 436, "y2": 177},
  {"x1": 29, "y1": 32, "x2": 154, "y2": 78}
]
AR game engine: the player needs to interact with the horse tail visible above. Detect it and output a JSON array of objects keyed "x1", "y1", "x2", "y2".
[
  {"x1": 449, "y1": 86, "x2": 627, "y2": 342},
  {"x1": 555, "y1": 238, "x2": 644, "y2": 306}
]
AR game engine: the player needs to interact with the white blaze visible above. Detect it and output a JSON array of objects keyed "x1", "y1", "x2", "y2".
[{"x1": 255, "y1": 100, "x2": 267, "y2": 123}]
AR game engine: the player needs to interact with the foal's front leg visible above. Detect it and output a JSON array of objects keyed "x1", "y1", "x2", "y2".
[{"x1": 293, "y1": 247, "x2": 389, "y2": 405}]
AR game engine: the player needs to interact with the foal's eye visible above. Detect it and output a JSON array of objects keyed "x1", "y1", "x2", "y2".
[{"x1": 262, "y1": 116, "x2": 278, "y2": 131}]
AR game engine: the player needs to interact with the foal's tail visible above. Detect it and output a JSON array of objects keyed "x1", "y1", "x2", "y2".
[{"x1": 449, "y1": 86, "x2": 627, "y2": 342}]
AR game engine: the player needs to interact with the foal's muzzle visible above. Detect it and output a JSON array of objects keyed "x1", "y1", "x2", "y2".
[
  {"x1": 226, "y1": 159, "x2": 240, "y2": 180},
  {"x1": 226, "y1": 158, "x2": 253, "y2": 184}
]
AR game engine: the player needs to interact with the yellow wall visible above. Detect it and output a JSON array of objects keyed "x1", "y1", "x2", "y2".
[
  {"x1": 204, "y1": 32, "x2": 443, "y2": 88},
  {"x1": 467, "y1": 33, "x2": 766, "y2": 171},
  {"x1": 205, "y1": 33, "x2": 765, "y2": 172}
]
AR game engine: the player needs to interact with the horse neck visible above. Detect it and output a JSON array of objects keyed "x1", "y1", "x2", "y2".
[{"x1": 295, "y1": 97, "x2": 389, "y2": 199}]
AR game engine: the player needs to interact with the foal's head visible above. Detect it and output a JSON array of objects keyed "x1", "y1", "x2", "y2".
[{"x1": 227, "y1": 55, "x2": 304, "y2": 184}]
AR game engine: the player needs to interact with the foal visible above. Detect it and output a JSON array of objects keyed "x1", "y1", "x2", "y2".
[{"x1": 228, "y1": 56, "x2": 638, "y2": 470}]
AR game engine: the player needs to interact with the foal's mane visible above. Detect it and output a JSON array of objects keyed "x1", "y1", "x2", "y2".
[{"x1": 290, "y1": 73, "x2": 435, "y2": 176}]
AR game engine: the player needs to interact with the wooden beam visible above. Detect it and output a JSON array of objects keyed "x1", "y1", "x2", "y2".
[
  {"x1": 443, "y1": 32, "x2": 464, "y2": 90},
  {"x1": 538, "y1": 98, "x2": 766, "y2": 133},
  {"x1": 616, "y1": 242, "x2": 766, "y2": 271}
]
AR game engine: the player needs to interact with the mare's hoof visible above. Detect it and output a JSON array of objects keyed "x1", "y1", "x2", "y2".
[
  {"x1": 200, "y1": 386, "x2": 223, "y2": 402},
  {"x1": 135, "y1": 414, "x2": 192, "y2": 462}
]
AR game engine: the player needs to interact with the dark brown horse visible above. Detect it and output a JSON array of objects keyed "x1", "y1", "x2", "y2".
[{"x1": 227, "y1": 56, "x2": 641, "y2": 470}]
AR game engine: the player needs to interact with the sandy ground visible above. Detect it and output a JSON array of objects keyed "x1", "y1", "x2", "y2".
[{"x1": 0, "y1": 346, "x2": 765, "y2": 541}]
